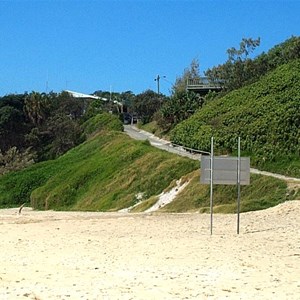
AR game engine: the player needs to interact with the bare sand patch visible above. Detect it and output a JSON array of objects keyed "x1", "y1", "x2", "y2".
[{"x1": 0, "y1": 201, "x2": 299, "y2": 299}]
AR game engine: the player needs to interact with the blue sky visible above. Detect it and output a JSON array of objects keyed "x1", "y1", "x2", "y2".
[{"x1": 0, "y1": 0, "x2": 299, "y2": 96}]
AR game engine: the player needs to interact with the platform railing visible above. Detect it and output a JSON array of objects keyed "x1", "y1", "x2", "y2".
[{"x1": 186, "y1": 77, "x2": 222, "y2": 89}]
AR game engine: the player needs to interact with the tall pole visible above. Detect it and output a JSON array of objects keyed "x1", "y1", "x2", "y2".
[
  {"x1": 210, "y1": 137, "x2": 214, "y2": 235},
  {"x1": 155, "y1": 75, "x2": 160, "y2": 94},
  {"x1": 237, "y1": 137, "x2": 241, "y2": 234}
]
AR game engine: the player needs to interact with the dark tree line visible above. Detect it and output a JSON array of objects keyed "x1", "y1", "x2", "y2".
[
  {"x1": 0, "y1": 89, "x2": 166, "y2": 170},
  {"x1": 0, "y1": 91, "x2": 86, "y2": 164}
]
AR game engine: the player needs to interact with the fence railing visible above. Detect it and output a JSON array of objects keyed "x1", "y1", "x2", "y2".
[{"x1": 186, "y1": 77, "x2": 222, "y2": 89}]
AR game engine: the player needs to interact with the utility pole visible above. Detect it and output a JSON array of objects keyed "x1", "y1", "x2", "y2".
[
  {"x1": 154, "y1": 75, "x2": 160, "y2": 94},
  {"x1": 154, "y1": 75, "x2": 166, "y2": 95}
]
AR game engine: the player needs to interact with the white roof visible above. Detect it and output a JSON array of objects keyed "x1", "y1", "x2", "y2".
[{"x1": 65, "y1": 90, "x2": 107, "y2": 101}]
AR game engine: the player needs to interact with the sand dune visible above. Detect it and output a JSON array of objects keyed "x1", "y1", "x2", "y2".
[{"x1": 0, "y1": 201, "x2": 299, "y2": 299}]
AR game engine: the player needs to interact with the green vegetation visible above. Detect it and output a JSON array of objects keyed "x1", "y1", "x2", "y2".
[
  {"x1": 159, "y1": 170, "x2": 290, "y2": 213},
  {"x1": 1, "y1": 107, "x2": 292, "y2": 213},
  {"x1": 206, "y1": 36, "x2": 300, "y2": 92},
  {"x1": 137, "y1": 121, "x2": 170, "y2": 140},
  {"x1": 171, "y1": 59, "x2": 300, "y2": 177},
  {"x1": 0, "y1": 147, "x2": 35, "y2": 175},
  {"x1": 0, "y1": 91, "x2": 85, "y2": 163},
  {"x1": 0, "y1": 130, "x2": 198, "y2": 210},
  {"x1": 81, "y1": 112, "x2": 124, "y2": 137},
  {"x1": 132, "y1": 90, "x2": 167, "y2": 124},
  {"x1": 1, "y1": 37, "x2": 299, "y2": 213},
  {"x1": 155, "y1": 91, "x2": 204, "y2": 132},
  {"x1": 0, "y1": 112, "x2": 295, "y2": 213}
]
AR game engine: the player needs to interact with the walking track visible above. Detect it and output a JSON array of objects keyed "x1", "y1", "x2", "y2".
[{"x1": 124, "y1": 125, "x2": 300, "y2": 184}]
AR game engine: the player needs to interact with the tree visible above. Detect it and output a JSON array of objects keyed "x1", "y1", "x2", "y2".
[
  {"x1": 0, "y1": 147, "x2": 35, "y2": 175},
  {"x1": 0, "y1": 105, "x2": 26, "y2": 152},
  {"x1": 204, "y1": 37, "x2": 300, "y2": 92},
  {"x1": 1, "y1": 91, "x2": 91, "y2": 162},
  {"x1": 54, "y1": 91, "x2": 85, "y2": 120},
  {"x1": 24, "y1": 92, "x2": 52, "y2": 126},
  {"x1": 205, "y1": 37, "x2": 261, "y2": 91},
  {"x1": 133, "y1": 90, "x2": 165, "y2": 124},
  {"x1": 83, "y1": 98, "x2": 104, "y2": 121},
  {"x1": 172, "y1": 58, "x2": 201, "y2": 95},
  {"x1": 120, "y1": 91, "x2": 135, "y2": 112},
  {"x1": 227, "y1": 37, "x2": 261, "y2": 62},
  {"x1": 156, "y1": 91, "x2": 203, "y2": 131},
  {"x1": 46, "y1": 113, "x2": 83, "y2": 159}
]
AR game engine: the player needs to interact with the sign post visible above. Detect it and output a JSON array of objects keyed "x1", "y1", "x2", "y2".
[
  {"x1": 237, "y1": 137, "x2": 241, "y2": 234},
  {"x1": 210, "y1": 137, "x2": 214, "y2": 235},
  {"x1": 200, "y1": 137, "x2": 250, "y2": 234}
]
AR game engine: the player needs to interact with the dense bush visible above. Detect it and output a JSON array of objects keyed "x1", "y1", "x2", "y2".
[
  {"x1": 171, "y1": 59, "x2": 300, "y2": 176},
  {"x1": 132, "y1": 90, "x2": 167, "y2": 124},
  {"x1": 0, "y1": 147, "x2": 35, "y2": 175},
  {"x1": 156, "y1": 91, "x2": 204, "y2": 132}
]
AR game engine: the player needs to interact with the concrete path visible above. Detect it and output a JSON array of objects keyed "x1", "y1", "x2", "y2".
[
  {"x1": 124, "y1": 125, "x2": 300, "y2": 183},
  {"x1": 124, "y1": 125, "x2": 202, "y2": 160}
]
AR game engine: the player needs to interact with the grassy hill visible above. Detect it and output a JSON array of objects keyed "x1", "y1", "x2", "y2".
[
  {"x1": 0, "y1": 127, "x2": 198, "y2": 211},
  {"x1": 171, "y1": 59, "x2": 300, "y2": 177},
  {"x1": 0, "y1": 125, "x2": 294, "y2": 213}
]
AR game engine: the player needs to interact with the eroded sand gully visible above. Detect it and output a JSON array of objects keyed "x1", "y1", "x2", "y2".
[{"x1": 0, "y1": 201, "x2": 299, "y2": 299}]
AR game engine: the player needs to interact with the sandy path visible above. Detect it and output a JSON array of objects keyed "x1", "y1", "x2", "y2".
[{"x1": 0, "y1": 201, "x2": 299, "y2": 300}]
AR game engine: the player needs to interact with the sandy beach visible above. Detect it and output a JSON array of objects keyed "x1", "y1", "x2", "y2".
[{"x1": 0, "y1": 201, "x2": 299, "y2": 300}]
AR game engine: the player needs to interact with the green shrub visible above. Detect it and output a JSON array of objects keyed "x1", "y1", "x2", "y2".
[{"x1": 171, "y1": 59, "x2": 300, "y2": 176}]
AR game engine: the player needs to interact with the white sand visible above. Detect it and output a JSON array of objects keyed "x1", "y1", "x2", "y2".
[
  {"x1": 145, "y1": 179, "x2": 189, "y2": 213},
  {"x1": 0, "y1": 201, "x2": 299, "y2": 300}
]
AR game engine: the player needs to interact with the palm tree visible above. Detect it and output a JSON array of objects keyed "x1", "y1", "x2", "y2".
[{"x1": 24, "y1": 92, "x2": 49, "y2": 126}]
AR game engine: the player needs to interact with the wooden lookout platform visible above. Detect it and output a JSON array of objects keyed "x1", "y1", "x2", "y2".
[{"x1": 186, "y1": 77, "x2": 223, "y2": 96}]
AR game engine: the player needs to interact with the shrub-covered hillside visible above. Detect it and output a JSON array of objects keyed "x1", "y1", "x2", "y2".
[
  {"x1": 171, "y1": 59, "x2": 300, "y2": 177},
  {"x1": 0, "y1": 129, "x2": 198, "y2": 211},
  {"x1": 0, "y1": 112, "x2": 294, "y2": 213}
]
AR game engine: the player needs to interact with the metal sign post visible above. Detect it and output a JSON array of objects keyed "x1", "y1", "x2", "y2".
[
  {"x1": 210, "y1": 137, "x2": 214, "y2": 235},
  {"x1": 237, "y1": 137, "x2": 241, "y2": 234},
  {"x1": 200, "y1": 137, "x2": 250, "y2": 234}
]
